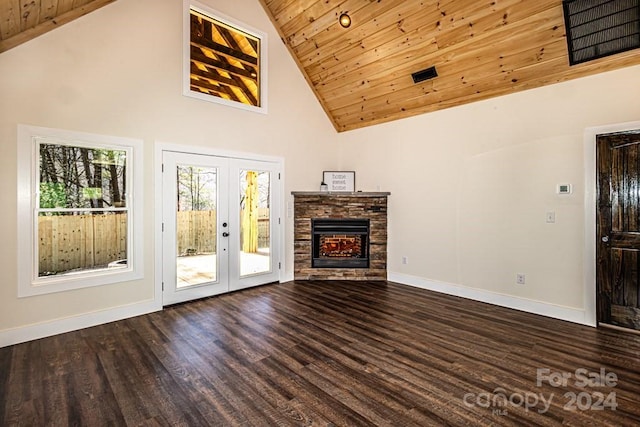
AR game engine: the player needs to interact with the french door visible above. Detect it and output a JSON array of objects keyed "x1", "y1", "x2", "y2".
[{"x1": 162, "y1": 151, "x2": 280, "y2": 305}]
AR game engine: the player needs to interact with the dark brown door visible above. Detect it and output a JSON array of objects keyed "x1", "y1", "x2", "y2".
[{"x1": 597, "y1": 131, "x2": 640, "y2": 330}]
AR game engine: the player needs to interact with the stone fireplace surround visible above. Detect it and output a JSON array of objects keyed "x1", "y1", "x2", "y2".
[{"x1": 292, "y1": 192, "x2": 390, "y2": 280}]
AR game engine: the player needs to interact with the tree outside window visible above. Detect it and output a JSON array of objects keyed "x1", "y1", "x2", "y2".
[{"x1": 37, "y1": 140, "x2": 129, "y2": 277}]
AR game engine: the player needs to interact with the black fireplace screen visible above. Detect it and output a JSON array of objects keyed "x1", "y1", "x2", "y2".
[{"x1": 311, "y1": 218, "x2": 370, "y2": 268}]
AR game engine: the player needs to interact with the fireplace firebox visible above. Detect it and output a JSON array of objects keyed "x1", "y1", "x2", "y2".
[{"x1": 312, "y1": 218, "x2": 370, "y2": 268}]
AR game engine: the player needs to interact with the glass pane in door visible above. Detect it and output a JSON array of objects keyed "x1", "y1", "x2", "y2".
[
  {"x1": 239, "y1": 170, "x2": 270, "y2": 277},
  {"x1": 176, "y1": 165, "x2": 217, "y2": 288}
]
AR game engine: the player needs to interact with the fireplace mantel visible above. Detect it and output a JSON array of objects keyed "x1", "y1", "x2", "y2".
[
  {"x1": 292, "y1": 191, "x2": 390, "y2": 280},
  {"x1": 291, "y1": 191, "x2": 391, "y2": 197}
]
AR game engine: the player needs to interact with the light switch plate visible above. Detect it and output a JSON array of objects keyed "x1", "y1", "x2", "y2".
[{"x1": 546, "y1": 211, "x2": 556, "y2": 223}]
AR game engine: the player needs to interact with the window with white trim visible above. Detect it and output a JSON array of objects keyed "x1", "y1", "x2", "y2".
[
  {"x1": 184, "y1": 1, "x2": 268, "y2": 113},
  {"x1": 17, "y1": 125, "x2": 143, "y2": 297}
]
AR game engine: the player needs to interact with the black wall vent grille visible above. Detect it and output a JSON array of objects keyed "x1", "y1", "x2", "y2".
[
  {"x1": 411, "y1": 66, "x2": 438, "y2": 83},
  {"x1": 563, "y1": 0, "x2": 640, "y2": 65}
]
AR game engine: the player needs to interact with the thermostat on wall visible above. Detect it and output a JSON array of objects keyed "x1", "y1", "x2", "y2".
[{"x1": 557, "y1": 184, "x2": 572, "y2": 194}]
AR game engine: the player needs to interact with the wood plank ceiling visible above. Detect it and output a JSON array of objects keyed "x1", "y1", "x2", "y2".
[
  {"x1": 0, "y1": 0, "x2": 116, "y2": 54},
  {"x1": 259, "y1": 0, "x2": 640, "y2": 132}
]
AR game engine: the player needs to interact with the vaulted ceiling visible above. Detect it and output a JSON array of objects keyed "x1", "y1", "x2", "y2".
[
  {"x1": 259, "y1": 0, "x2": 640, "y2": 132},
  {"x1": 2, "y1": 1, "x2": 639, "y2": 133},
  {"x1": 0, "y1": 0, "x2": 115, "y2": 54}
]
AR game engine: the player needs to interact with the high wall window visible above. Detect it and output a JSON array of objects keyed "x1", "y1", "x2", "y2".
[
  {"x1": 17, "y1": 125, "x2": 143, "y2": 297},
  {"x1": 184, "y1": 1, "x2": 267, "y2": 113}
]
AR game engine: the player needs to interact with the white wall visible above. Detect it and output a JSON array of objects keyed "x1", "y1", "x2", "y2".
[
  {"x1": 0, "y1": 0, "x2": 336, "y2": 344},
  {"x1": 338, "y1": 64, "x2": 640, "y2": 323}
]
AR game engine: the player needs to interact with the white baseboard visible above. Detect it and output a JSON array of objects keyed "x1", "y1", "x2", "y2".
[
  {"x1": 0, "y1": 300, "x2": 162, "y2": 348},
  {"x1": 1, "y1": 274, "x2": 593, "y2": 348},
  {"x1": 388, "y1": 272, "x2": 593, "y2": 326}
]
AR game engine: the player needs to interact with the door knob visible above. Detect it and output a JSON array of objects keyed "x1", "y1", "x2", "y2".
[
  {"x1": 602, "y1": 236, "x2": 609, "y2": 243},
  {"x1": 222, "y1": 232, "x2": 229, "y2": 237}
]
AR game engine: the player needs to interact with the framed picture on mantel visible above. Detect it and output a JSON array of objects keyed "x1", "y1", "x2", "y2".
[{"x1": 323, "y1": 171, "x2": 355, "y2": 192}]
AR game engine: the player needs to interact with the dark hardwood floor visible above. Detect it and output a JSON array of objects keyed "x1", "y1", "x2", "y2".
[{"x1": 2, "y1": 280, "x2": 640, "y2": 426}]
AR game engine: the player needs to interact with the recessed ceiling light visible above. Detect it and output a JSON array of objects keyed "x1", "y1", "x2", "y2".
[{"x1": 339, "y1": 13, "x2": 351, "y2": 28}]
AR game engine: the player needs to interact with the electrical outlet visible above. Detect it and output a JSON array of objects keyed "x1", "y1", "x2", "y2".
[
  {"x1": 402, "y1": 256, "x2": 408, "y2": 265},
  {"x1": 516, "y1": 274, "x2": 526, "y2": 285}
]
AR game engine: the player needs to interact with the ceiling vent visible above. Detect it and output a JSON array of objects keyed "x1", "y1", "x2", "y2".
[
  {"x1": 563, "y1": 0, "x2": 640, "y2": 65},
  {"x1": 411, "y1": 66, "x2": 438, "y2": 84}
]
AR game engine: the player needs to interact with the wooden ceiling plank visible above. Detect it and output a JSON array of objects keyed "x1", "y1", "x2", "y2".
[
  {"x1": 290, "y1": 0, "x2": 511, "y2": 53},
  {"x1": 260, "y1": 0, "x2": 640, "y2": 131},
  {"x1": 324, "y1": 18, "x2": 566, "y2": 113},
  {"x1": 435, "y1": 41, "x2": 568, "y2": 93},
  {"x1": 435, "y1": 0, "x2": 514, "y2": 30},
  {"x1": 312, "y1": 5, "x2": 562, "y2": 97},
  {"x1": 507, "y1": 49, "x2": 640, "y2": 92},
  {"x1": 264, "y1": 0, "x2": 302, "y2": 20},
  {"x1": 39, "y1": 0, "x2": 59, "y2": 24},
  {"x1": 304, "y1": 9, "x2": 493, "y2": 84},
  {"x1": 296, "y1": 1, "x2": 442, "y2": 67},
  {"x1": 305, "y1": 22, "x2": 441, "y2": 85},
  {"x1": 332, "y1": 48, "x2": 640, "y2": 131},
  {"x1": 72, "y1": 0, "x2": 94, "y2": 8},
  {"x1": 0, "y1": 0, "x2": 20, "y2": 40},
  {"x1": 305, "y1": 0, "x2": 552, "y2": 85},
  {"x1": 56, "y1": 0, "x2": 74, "y2": 15},
  {"x1": 312, "y1": 0, "x2": 560, "y2": 120},
  {"x1": 432, "y1": 8, "x2": 568, "y2": 87},
  {"x1": 334, "y1": 53, "x2": 612, "y2": 131},
  {"x1": 283, "y1": 0, "x2": 382, "y2": 49},
  {"x1": 333, "y1": 69, "x2": 547, "y2": 130},
  {"x1": 327, "y1": 40, "x2": 568, "y2": 115},
  {"x1": 315, "y1": 39, "x2": 440, "y2": 107},
  {"x1": 273, "y1": 0, "x2": 332, "y2": 33},
  {"x1": 326, "y1": 31, "x2": 567, "y2": 115},
  {"x1": 435, "y1": 0, "x2": 556, "y2": 50},
  {"x1": 19, "y1": 0, "x2": 41, "y2": 31},
  {"x1": 0, "y1": 0, "x2": 115, "y2": 53}
]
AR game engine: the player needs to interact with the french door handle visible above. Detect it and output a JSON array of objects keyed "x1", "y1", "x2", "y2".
[
  {"x1": 222, "y1": 232, "x2": 230, "y2": 237},
  {"x1": 602, "y1": 236, "x2": 609, "y2": 243}
]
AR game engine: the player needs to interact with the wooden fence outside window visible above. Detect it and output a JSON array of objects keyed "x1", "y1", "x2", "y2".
[{"x1": 38, "y1": 209, "x2": 270, "y2": 275}]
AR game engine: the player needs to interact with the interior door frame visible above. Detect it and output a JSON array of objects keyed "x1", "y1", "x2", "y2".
[
  {"x1": 584, "y1": 120, "x2": 640, "y2": 327},
  {"x1": 154, "y1": 142, "x2": 285, "y2": 307}
]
